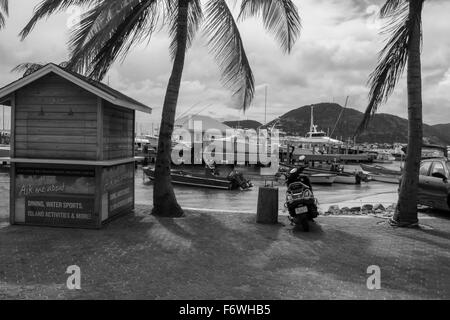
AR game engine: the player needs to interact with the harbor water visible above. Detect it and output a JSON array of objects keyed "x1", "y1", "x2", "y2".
[{"x1": 0, "y1": 164, "x2": 400, "y2": 221}]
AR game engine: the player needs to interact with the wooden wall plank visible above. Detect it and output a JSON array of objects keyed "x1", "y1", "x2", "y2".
[
  {"x1": 16, "y1": 96, "x2": 97, "y2": 105},
  {"x1": 15, "y1": 120, "x2": 97, "y2": 128},
  {"x1": 18, "y1": 105, "x2": 96, "y2": 113},
  {"x1": 16, "y1": 135, "x2": 97, "y2": 144},
  {"x1": 15, "y1": 149, "x2": 97, "y2": 160},
  {"x1": 16, "y1": 111, "x2": 97, "y2": 121},
  {"x1": 15, "y1": 127, "x2": 97, "y2": 136},
  {"x1": 15, "y1": 142, "x2": 98, "y2": 152}
]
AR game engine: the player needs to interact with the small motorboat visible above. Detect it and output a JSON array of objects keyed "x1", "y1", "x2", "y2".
[
  {"x1": 373, "y1": 159, "x2": 394, "y2": 164},
  {"x1": 370, "y1": 174, "x2": 400, "y2": 184},
  {"x1": 372, "y1": 151, "x2": 396, "y2": 164},
  {"x1": 360, "y1": 164, "x2": 401, "y2": 176},
  {"x1": 304, "y1": 167, "x2": 369, "y2": 185},
  {"x1": 143, "y1": 167, "x2": 253, "y2": 190},
  {"x1": 307, "y1": 173, "x2": 337, "y2": 185},
  {"x1": 278, "y1": 163, "x2": 337, "y2": 185}
]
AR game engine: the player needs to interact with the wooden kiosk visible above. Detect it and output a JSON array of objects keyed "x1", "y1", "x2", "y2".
[{"x1": 0, "y1": 63, "x2": 152, "y2": 229}]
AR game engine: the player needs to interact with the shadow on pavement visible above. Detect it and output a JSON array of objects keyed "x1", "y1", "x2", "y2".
[{"x1": 1, "y1": 206, "x2": 449, "y2": 299}]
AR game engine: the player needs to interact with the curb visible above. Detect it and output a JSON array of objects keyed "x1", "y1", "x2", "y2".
[{"x1": 182, "y1": 207, "x2": 437, "y2": 220}]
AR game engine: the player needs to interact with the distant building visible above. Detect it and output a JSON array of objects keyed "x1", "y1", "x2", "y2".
[{"x1": 175, "y1": 115, "x2": 232, "y2": 142}]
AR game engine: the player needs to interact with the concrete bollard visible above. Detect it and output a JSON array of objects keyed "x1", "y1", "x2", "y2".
[{"x1": 256, "y1": 187, "x2": 279, "y2": 224}]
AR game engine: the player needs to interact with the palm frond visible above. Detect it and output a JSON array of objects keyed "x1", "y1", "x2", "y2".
[
  {"x1": 168, "y1": 0, "x2": 203, "y2": 60},
  {"x1": 20, "y1": 0, "x2": 99, "y2": 39},
  {"x1": 12, "y1": 61, "x2": 70, "y2": 77},
  {"x1": 238, "y1": 0, "x2": 301, "y2": 53},
  {"x1": 355, "y1": 0, "x2": 424, "y2": 136},
  {"x1": 204, "y1": 0, "x2": 255, "y2": 111},
  {"x1": 67, "y1": 0, "x2": 111, "y2": 58},
  {"x1": 0, "y1": 0, "x2": 8, "y2": 29},
  {"x1": 380, "y1": 0, "x2": 406, "y2": 18},
  {"x1": 11, "y1": 63, "x2": 45, "y2": 77},
  {"x1": 68, "y1": 0, "x2": 161, "y2": 80},
  {"x1": 67, "y1": 0, "x2": 129, "y2": 72}
]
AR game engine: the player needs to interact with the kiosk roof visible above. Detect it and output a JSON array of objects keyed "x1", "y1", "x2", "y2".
[{"x1": 0, "y1": 63, "x2": 152, "y2": 114}]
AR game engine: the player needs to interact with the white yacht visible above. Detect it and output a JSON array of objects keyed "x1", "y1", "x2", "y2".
[{"x1": 298, "y1": 106, "x2": 344, "y2": 146}]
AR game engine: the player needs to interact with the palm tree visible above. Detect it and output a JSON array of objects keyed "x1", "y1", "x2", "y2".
[
  {"x1": 20, "y1": 0, "x2": 301, "y2": 217},
  {"x1": 356, "y1": 0, "x2": 425, "y2": 227},
  {"x1": 0, "y1": 0, "x2": 8, "y2": 29}
]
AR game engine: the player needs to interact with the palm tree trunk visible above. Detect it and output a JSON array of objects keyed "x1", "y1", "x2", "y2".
[
  {"x1": 393, "y1": 0, "x2": 423, "y2": 226},
  {"x1": 152, "y1": 0, "x2": 189, "y2": 217}
]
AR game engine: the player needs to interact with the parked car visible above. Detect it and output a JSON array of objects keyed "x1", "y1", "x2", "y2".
[{"x1": 416, "y1": 158, "x2": 450, "y2": 211}]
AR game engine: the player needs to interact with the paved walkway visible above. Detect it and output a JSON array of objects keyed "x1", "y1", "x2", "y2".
[{"x1": 1, "y1": 206, "x2": 449, "y2": 300}]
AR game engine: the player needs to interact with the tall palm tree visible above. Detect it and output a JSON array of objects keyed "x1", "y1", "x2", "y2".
[
  {"x1": 0, "y1": 0, "x2": 8, "y2": 29},
  {"x1": 20, "y1": 0, "x2": 301, "y2": 217},
  {"x1": 356, "y1": 0, "x2": 425, "y2": 227}
]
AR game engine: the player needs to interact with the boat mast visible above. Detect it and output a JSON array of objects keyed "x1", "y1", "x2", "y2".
[
  {"x1": 264, "y1": 85, "x2": 268, "y2": 125},
  {"x1": 330, "y1": 96, "x2": 349, "y2": 139},
  {"x1": 310, "y1": 105, "x2": 314, "y2": 133}
]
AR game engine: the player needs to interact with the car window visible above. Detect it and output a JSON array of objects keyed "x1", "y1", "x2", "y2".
[
  {"x1": 431, "y1": 162, "x2": 446, "y2": 177},
  {"x1": 419, "y1": 161, "x2": 432, "y2": 176}
]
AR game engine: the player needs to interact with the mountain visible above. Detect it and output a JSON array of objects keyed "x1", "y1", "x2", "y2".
[
  {"x1": 263, "y1": 103, "x2": 450, "y2": 145},
  {"x1": 432, "y1": 123, "x2": 450, "y2": 144},
  {"x1": 223, "y1": 120, "x2": 262, "y2": 130}
]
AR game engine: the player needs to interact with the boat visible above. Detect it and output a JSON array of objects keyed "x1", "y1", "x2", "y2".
[
  {"x1": 288, "y1": 106, "x2": 373, "y2": 163},
  {"x1": 371, "y1": 150, "x2": 396, "y2": 164},
  {"x1": 370, "y1": 174, "x2": 400, "y2": 184},
  {"x1": 360, "y1": 164, "x2": 401, "y2": 184},
  {"x1": 143, "y1": 167, "x2": 253, "y2": 190},
  {"x1": 304, "y1": 167, "x2": 366, "y2": 184},
  {"x1": 373, "y1": 159, "x2": 394, "y2": 164},
  {"x1": 296, "y1": 106, "x2": 344, "y2": 146},
  {"x1": 279, "y1": 162, "x2": 337, "y2": 185},
  {"x1": 360, "y1": 164, "x2": 401, "y2": 176},
  {"x1": 308, "y1": 173, "x2": 337, "y2": 185}
]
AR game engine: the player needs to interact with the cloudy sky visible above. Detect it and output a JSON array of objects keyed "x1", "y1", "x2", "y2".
[{"x1": 1, "y1": 0, "x2": 450, "y2": 133}]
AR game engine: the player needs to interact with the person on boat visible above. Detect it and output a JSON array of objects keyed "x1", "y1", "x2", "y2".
[
  {"x1": 205, "y1": 161, "x2": 220, "y2": 176},
  {"x1": 289, "y1": 146, "x2": 295, "y2": 164},
  {"x1": 330, "y1": 159, "x2": 344, "y2": 173}
]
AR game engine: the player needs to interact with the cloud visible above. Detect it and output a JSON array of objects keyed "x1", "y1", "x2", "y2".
[{"x1": 1, "y1": 0, "x2": 450, "y2": 131}]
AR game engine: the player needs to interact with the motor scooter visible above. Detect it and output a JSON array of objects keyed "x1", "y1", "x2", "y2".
[{"x1": 279, "y1": 157, "x2": 319, "y2": 231}]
